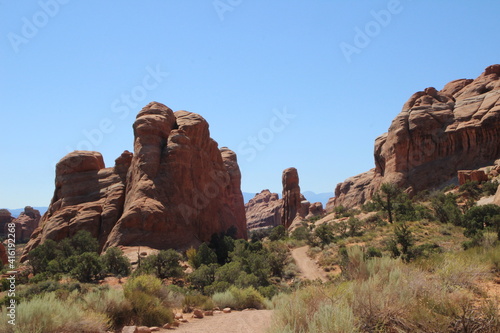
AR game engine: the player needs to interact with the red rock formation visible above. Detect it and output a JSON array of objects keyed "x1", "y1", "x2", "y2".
[
  {"x1": 281, "y1": 167, "x2": 302, "y2": 229},
  {"x1": 22, "y1": 102, "x2": 246, "y2": 260},
  {"x1": 245, "y1": 190, "x2": 282, "y2": 229},
  {"x1": 0, "y1": 209, "x2": 14, "y2": 238},
  {"x1": 7, "y1": 207, "x2": 41, "y2": 242},
  {"x1": 457, "y1": 170, "x2": 489, "y2": 185},
  {"x1": 0, "y1": 243, "x2": 8, "y2": 266},
  {"x1": 306, "y1": 202, "x2": 325, "y2": 219},
  {"x1": 332, "y1": 65, "x2": 500, "y2": 208}
]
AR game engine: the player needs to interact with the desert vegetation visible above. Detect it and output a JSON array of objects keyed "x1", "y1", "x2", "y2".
[{"x1": 0, "y1": 180, "x2": 499, "y2": 332}]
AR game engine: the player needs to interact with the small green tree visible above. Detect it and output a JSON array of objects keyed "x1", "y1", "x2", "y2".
[
  {"x1": 69, "y1": 252, "x2": 104, "y2": 282},
  {"x1": 194, "y1": 243, "x2": 218, "y2": 268},
  {"x1": 188, "y1": 264, "x2": 218, "y2": 290},
  {"x1": 152, "y1": 250, "x2": 184, "y2": 279},
  {"x1": 102, "y1": 247, "x2": 131, "y2": 276},
  {"x1": 393, "y1": 222, "x2": 414, "y2": 262},
  {"x1": 463, "y1": 204, "x2": 500, "y2": 239},
  {"x1": 372, "y1": 183, "x2": 402, "y2": 224},
  {"x1": 69, "y1": 230, "x2": 99, "y2": 255},
  {"x1": 269, "y1": 225, "x2": 286, "y2": 241},
  {"x1": 27, "y1": 239, "x2": 59, "y2": 275},
  {"x1": 314, "y1": 223, "x2": 334, "y2": 247}
]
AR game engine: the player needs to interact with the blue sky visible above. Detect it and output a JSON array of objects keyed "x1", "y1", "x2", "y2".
[{"x1": 1, "y1": 0, "x2": 500, "y2": 209}]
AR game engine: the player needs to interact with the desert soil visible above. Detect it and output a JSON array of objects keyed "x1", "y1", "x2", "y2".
[
  {"x1": 291, "y1": 245, "x2": 329, "y2": 282},
  {"x1": 156, "y1": 310, "x2": 273, "y2": 333}
]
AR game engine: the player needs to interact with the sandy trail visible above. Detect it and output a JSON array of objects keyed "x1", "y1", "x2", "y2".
[
  {"x1": 157, "y1": 310, "x2": 273, "y2": 333},
  {"x1": 291, "y1": 246, "x2": 328, "y2": 282}
]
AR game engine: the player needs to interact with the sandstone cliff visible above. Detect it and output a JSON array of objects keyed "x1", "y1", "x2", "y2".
[
  {"x1": 245, "y1": 190, "x2": 282, "y2": 229},
  {"x1": 331, "y1": 65, "x2": 500, "y2": 209},
  {"x1": 22, "y1": 102, "x2": 246, "y2": 260}
]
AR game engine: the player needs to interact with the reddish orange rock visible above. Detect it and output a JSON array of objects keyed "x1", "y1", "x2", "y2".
[
  {"x1": 22, "y1": 102, "x2": 246, "y2": 260},
  {"x1": 332, "y1": 65, "x2": 500, "y2": 208},
  {"x1": 281, "y1": 168, "x2": 301, "y2": 229}
]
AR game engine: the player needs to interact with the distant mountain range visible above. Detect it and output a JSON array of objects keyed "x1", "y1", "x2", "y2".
[
  {"x1": 3, "y1": 207, "x2": 48, "y2": 218},
  {"x1": 242, "y1": 191, "x2": 332, "y2": 206}
]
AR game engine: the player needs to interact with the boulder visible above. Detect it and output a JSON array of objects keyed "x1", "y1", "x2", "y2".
[
  {"x1": 457, "y1": 170, "x2": 489, "y2": 185},
  {"x1": 332, "y1": 65, "x2": 500, "y2": 208},
  {"x1": 137, "y1": 327, "x2": 151, "y2": 333},
  {"x1": 21, "y1": 102, "x2": 247, "y2": 260},
  {"x1": 193, "y1": 309, "x2": 204, "y2": 318},
  {"x1": 122, "y1": 327, "x2": 138, "y2": 333},
  {"x1": 223, "y1": 307, "x2": 232, "y2": 313}
]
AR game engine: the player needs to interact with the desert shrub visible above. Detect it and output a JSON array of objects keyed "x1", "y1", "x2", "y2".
[
  {"x1": 124, "y1": 274, "x2": 173, "y2": 326},
  {"x1": 186, "y1": 246, "x2": 199, "y2": 268},
  {"x1": 204, "y1": 281, "x2": 231, "y2": 295},
  {"x1": 483, "y1": 180, "x2": 499, "y2": 196},
  {"x1": 189, "y1": 264, "x2": 218, "y2": 290},
  {"x1": 102, "y1": 247, "x2": 131, "y2": 276},
  {"x1": 69, "y1": 252, "x2": 104, "y2": 282},
  {"x1": 266, "y1": 241, "x2": 289, "y2": 277},
  {"x1": 347, "y1": 217, "x2": 363, "y2": 237},
  {"x1": 365, "y1": 246, "x2": 382, "y2": 258},
  {"x1": 0, "y1": 292, "x2": 107, "y2": 333},
  {"x1": 459, "y1": 181, "x2": 482, "y2": 199},
  {"x1": 83, "y1": 288, "x2": 133, "y2": 328},
  {"x1": 27, "y1": 239, "x2": 59, "y2": 275},
  {"x1": 269, "y1": 225, "x2": 286, "y2": 241},
  {"x1": 139, "y1": 249, "x2": 183, "y2": 279},
  {"x1": 182, "y1": 293, "x2": 214, "y2": 312},
  {"x1": 463, "y1": 204, "x2": 500, "y2": 239},
  {"x1": 431, "y1": 192, "x2": 463, "y2": 225},
  {"x1": 314, "y1": 223, "x2": 335, "y2": 247},
  {"x1": 212, "y1": 286, "x2": 266, "y2": 310},
  {"x1": 68, "y1": 230, "x2": 99, "y2": 254},
  {"x1": 193, "y1": 243, "x2": 218, "y2": 269},
  {"x1": 214, "y1": 261, "x2": 242, "y2": 285},
  {"x1": 291, "y1": 225, "x2": 310, "y2": 241}
]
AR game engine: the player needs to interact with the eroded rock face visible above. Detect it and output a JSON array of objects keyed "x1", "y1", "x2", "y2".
[
  {"x1": 333, "y1": 65, "x2": 500, "y2": 208},
  {"x1": 281, "y1": 167, "x2": 302, "y2": 228},
  {"x1": 7, "y1": 207, "x2": 41, "y2": 242},
  {"x1": 306, "y1": 202, "x2": 325, "y2": 219},
  {"x1": 457, "y1": 170, "x2": 489, "y2": 185},
  {"x1": 22, "y1": 102, "x2": 246, "y2": 260},
  {"x1": 0, "y1": 243, "x2": 8, "y2": 266},
  {"x1": 245, "y1": 190, "x2": 282, "y2": 229},
  {"x1": 0, "y1": 209, "x2": 14, "y2": 238}
]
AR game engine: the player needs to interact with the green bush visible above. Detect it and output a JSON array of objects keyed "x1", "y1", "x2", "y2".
[
  {"x1": 0, "y1": 292, "x2": 107, "y2": 333},
  {"x1": 430, "y1": 191, "x2": 463, "y2": 225},
  {"x1": 124, "y1": 275, "x2": 173, "y2": 326},
  {"x1": 212, "y1": 286, "x2": 266, "y2": 310},
  {"x1": 102, "y1": 247, "x2": 131, "y2": 276},
  {"x1": 483, "y1": 180, "x2": 499, "y2": 196},
  {"x1": 269, "y1": 225, "x2": 286, "y2": 241},
  {"x1": 189, "y1": 264, "x2": 218, "y2": 290},
  {"x1": 193, "y1": 243, "x2": 218, "y2": 268},
  {"x1": 463, "y1": 204, "x2": 500, "y2": 239},
  {"x1": 139, "y1": 249, "x2": 183, "y2": 279},
  {"x1": 69, "y1": 252, "x2": 104, "y2": 282},
  {"x1": 314, "y1": 223, "x2": 334, "y2": 247},
  {"x1": 182, "y1": 293, "x2": 214, "y2": 312}
]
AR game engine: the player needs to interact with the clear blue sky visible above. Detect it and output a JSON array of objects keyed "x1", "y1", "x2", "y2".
[{"x1": 1, "y1": 1, "x2": 500, "y2": 209}]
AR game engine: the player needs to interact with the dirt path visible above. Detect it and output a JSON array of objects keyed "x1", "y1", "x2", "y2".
[
  {"x1": 291, "y1": 246, "x2": 328, "y2": 282},
  {"x1": 158, "y1": 310, "x2": 273, "y2": 333}
]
